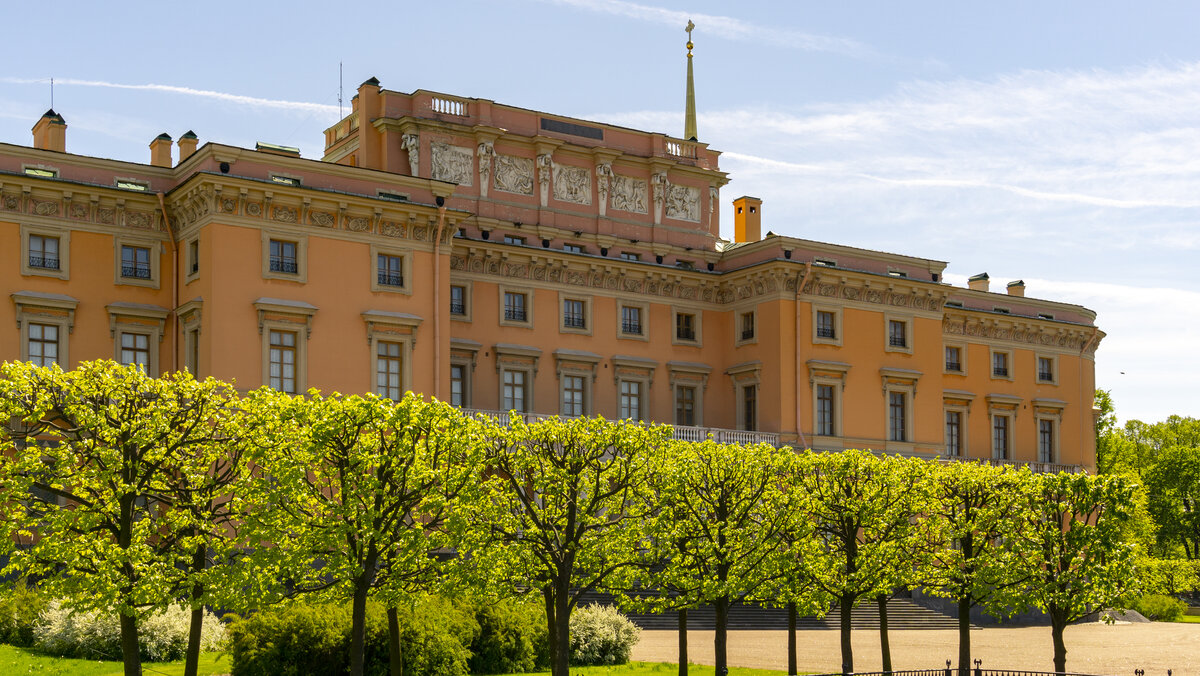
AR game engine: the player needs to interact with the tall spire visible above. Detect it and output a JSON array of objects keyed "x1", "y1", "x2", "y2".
[{"x1": 684, "y1": 19, "x2": 698, "y2": 142}]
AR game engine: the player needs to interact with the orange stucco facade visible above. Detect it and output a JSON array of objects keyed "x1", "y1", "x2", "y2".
[{"x1": 1, "y1": 79, "x2": 1103, "y2": 472}]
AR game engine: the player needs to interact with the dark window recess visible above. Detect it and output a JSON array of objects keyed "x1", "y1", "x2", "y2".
[
  {"x1": 563, "y1": 300, "x2": 585, "y2": 328},
  {"x1": 377, "y1": 254, "x2": 403, "y2": 287},
  {"x1": 121, "y1": 245, "x2": 152, "y2": 279},
  {"x1": 540, "y1": 117, "x2": 604, "y2": 140},
  {"x1": 450, "y1": 287, "x2": 466, "y2": 315}
]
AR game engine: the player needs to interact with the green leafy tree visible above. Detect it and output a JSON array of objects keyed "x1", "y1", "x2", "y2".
[
  {"x1": 455, "y1": 415, "x2": 667, "y2": 676},
  {"x1": 1144, "y1": 445, "x2": 1200, "y2": 560},
  {"x1": 1015, "y1": 472, "x2": 1137, "y2": 673},
  {"x1": 0, "y1": 360, "x2": 244, "y2": 676},
  {"x1": 238, "y1": 390, "x2": 477, "y2": 676},
  {"x1": 922, "y1": 462, "x2": 1032, "y2": 674}
]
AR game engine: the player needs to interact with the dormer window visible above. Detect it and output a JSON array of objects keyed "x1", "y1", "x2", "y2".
[
  {"x1": 270, "y1": 174, "x2": 301, "y2": 187},
  {"x1": 814, "y1": 258, "x2": 836, "y2": 267},
  {"x1": 23, "y1": 167, "x2": 57, "y2": 178},
  {"x1": 116, "y1": 179, "x2": 149, "y2": 192}
]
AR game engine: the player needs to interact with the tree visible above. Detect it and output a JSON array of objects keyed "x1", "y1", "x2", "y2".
[
  {"x1": 1015, "y1": 472, "x2": 1137, "y2": 673},
  {"x1": 797, "y1": 450, "x2": 927, "y2": 674},
  {"x1": 0, "y1": 360, "x2": 244, "y2": 676},
  {"x1": 456, "y1": 415, "x2": 667, "y2": 676},
  {"x1": 922, "y1": 462, "x2": 1032, "y2": 674},
  {"x1": 238, "y1": 389, "x2": 476, "y2": 676},
  {"x1": 1144, "y1": 445, "x2": 1200, "y2": 560}
]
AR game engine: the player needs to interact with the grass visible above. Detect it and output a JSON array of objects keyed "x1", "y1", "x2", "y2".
[
  {"x1": 513, "y1": 663, "x2": 789, "y2": 676},
  {"x1": 0, "y1": 644, "x2": 229, "y2": 676},
  {"x1": 1172, "y1": 614, "x2": 1200, "y2": 623}
]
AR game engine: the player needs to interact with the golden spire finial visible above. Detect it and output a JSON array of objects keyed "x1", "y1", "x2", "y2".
[{"x1": 684, "y1": 19, "x2": 697, "y2": 141}]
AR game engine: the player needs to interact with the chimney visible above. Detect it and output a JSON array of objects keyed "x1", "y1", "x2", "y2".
[
  {"x1": 733, "y1": 196, "x2": 762, "y2": 243},
  {"x1": 32, "y1": 109, "x2": 67, "y2": 152},
  {"x1": 150, "y1": 133, "x2": 173, "y2": 167},
  {"x1": 967, "y1": 272, "x2": 990, "y2": 293},
  {"x1": 1006, "y1": 279, "x2": 1026, "y2": 297},
  {"x1": 177, "y1": 130, "x2": 198, "y2": 162}
]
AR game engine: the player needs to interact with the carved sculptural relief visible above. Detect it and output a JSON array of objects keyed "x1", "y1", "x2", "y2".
[
  {"x1": 609, "y1": 175, "x2": 648, "y2": 214},
  {"x1": 430, "y1": 142, "x2": 474, "y2": 186},
  {"x1": 400, "y1": 134, "x2": 419, "y2": 176},
  {"x1": 665, "y1": 183, "x2": 701, "y2": 222},
  {"x1": 493, "y1": 154, "x2": 534, "y2": 195},
  {"x1": 552, "y1": 163, "x2": 592, "y2": 205}
]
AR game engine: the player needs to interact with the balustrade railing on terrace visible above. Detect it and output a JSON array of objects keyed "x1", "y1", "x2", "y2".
[
  {"x1": 460, "y1": 409, "x2": 780, "y2": 446},
  {"x1": 431, "y1": 95, "x2": 470, "y2": 117},
  {"x1": 664, "y1": 137, "x2": 699, "y2": 160}
]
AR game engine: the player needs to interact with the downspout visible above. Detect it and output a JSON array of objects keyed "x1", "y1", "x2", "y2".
[
  {"x1": 158, "y1": 192, "x2": 179, "y2": 373},
  {"x1": 432, "y1": 197, "x2": 448, "y2": 400},
  {"x1": 794, "y1": 263, "x2": 813, "y2": 450}
]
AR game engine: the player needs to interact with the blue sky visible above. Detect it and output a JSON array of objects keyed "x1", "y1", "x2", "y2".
[{"x1": 3, "y1": 0, "x2": 1198, "y2": 423}]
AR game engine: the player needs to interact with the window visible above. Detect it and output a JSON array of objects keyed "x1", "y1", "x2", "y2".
[
  {"x1": 675, "y1": 386, "x2": 696, "y2": 426},
  {"x1": 888, "y1": 320, "x2": 907, "y2": 348},
  {"x1": 945, "y1": 346, "x2": 963, "y2": 373},
  {"x1": 503, "y1": 370, "x2": 527, "y2": 412},
  {"x1": 504, "y1": 292, "x2": 527, "y2": 322},
  {"x1": 816, "y1": 384, "x2": 835, "y2": 437},
  {"x1": 262, "y1": 232, "x2": 307, "y2": 282},
  {"x1": 121, "y1": 245, "x2": 152, "y2": 279},
  {"x1": 811, "y1": 306, "x2": 842, "y2": 346},
  {"x1": 186, "y1": 328, "x2": 200, "y2": 374},
  {"x1": 1038, "y1": 356, "x2": 1055, "y2": 383},
  {"x1": 741, "y1": 385, "x2": 757, "y2": 431},
  {"x1": 269, "y1": 239, "x2": 298, "y2": 274},
  {"x1": 992, "y1": 415, "x2": 1010, "y2": 459},
  {"x1": 23, "y1": 166, "x2": 57, "y2": 178},
  {"x1": 888, "y1": 269, "x2": 908, "y2": 278},
  {"x1": 269, "y1": 330, "x2": 298, "y2": 394},
  {"x1": 620, "y1": 252, "x2": 640, "y2": 261},
  {"x1": 120, "y1": 333, "x2": 150, "y2": 369},
  {"x1": 503, "y1": 235, "x2": 526, "y2": 245},
  {"x1": 564, "y1": 243, "x2": 585, "y2": 254},
  {"x1": 676, "y1": 312, "x2": 696, "y2": 341},
  {"x1": 889, "y1": 392, "x2": 907, "y2": 442},
  {"x1": 675, "y1": 260, "x2": 695, "y2": 270},
  {"x1": 561, "y1": 375, "x2": 585, "y2": 417},
  {"x1": 814, "y1": 257, "x2": 837, "y2": 267},
  {"x1": 376, "y1": 341, "x2": 403, "y2": 401},
  {"x1": 992, "y1": 351, "x2": 1010, "y2": 378},
  {"x1": 378, "y1": 190, "x2": 409, "y2": 202},
  {"x1": 450, "y1": 364, "x2": 466, "y2": 407},
  {"x1": 377, "y1": 253, "x2": 404, "y2": 287},
  {"x1": 945, "y1": 411, "x2": 962, "y2": 457},
  {"x1": 563, "y1": 299, "x2": 586, "y2": 329},
  {"x1": 621, "y1": 306, "x2": 642, "y2": 335},
  {"x1": 1038, "y1": 419, "x2": 1056, "y2": 463},
  {"x1": 188, "y1": 239, "x2": 199, "y2": 276},
  {"x1": 28, "y1": 235, "x2": 59, "y2": 270},
  {"x1": 740, "y1": 312, "x2": 756, "y2": 341},
  {"x1": 450, "y1": 286, "x2": 466, "y2": 316},
  {"x1": 27, "y1": 323, "x2": 59, "y2": 367},
  {"x1": 116, "y1": 179, "x2": 149, "y2": 192},
  {"x1": 270, "y1": 174, "x2": 301, "y2": 186},
  {"x1": 1038, "y1": 313, "x2": 1055, "y2": 320},
  {"x1": 619, "y1": 380, "x2": 642, "y2": 420},
  {"x1": 816, "y1": 311, "x2": 835, "y2": 339}
]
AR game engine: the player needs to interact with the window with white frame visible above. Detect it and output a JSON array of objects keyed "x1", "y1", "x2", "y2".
[
  {"x1": 450, "y1": 363, "x2": 467, "y2": 408},
  {"x1": 561, "y1": 375, "x2": 585, "y2": 417},
  {"x1": 945, "y1": 410, "x2": 963, "y2": 457},
  {"x1": 14, "y1": 292, "x2": 76, "y2": 367},
  {"x1": 619, "y1": 380, "x2": 642, "y2": 420},
  {"x1": 1038, "y1": 418, "x2": 1056, "y2": 463},
  {"x1": 992, "y1": 414, "x2": 1011, "y2": 460},
  {"x1": 120, "y1": 333, "x2": 151, "y2": 369},
  {"x1": 21, "y1": 225, "x2": 70, "y2": 279},
  {"x1": 945, "y1": 345, "x2": 964, "y2": 373},
  {"x1": 376, "y1": 341, "x2": 404, "y2": 401},
  {"x1": 27, "y1": 323, "x2": 59, "y2": 367},
  {"x1": 675, "y1": 386, "x2": 696, "y2": 426},
  {"x1": 992, "y1": 350, "x2": 1012, "y2": 379},
  {"x1": 261, "y1": 232, "x2": 309, "y2": 283},
  {"x1": 503, "y1": 370, "x2": 528, "y2": 412},
  {"x1": 29, "y1": 234, "x2": 60, "y2": 271},
  {"x1": 269, "y1": 330, "x2": 298, "y2": 394},
  {"x1": 816, "y1": 384, "x2": 835, "y2": 437},
  {"x1": 889, "y1": 391, "x2": 908, "y2": 442},
  {"x1": 741, "y1": 385, "x2": 758, "y2": 431}
]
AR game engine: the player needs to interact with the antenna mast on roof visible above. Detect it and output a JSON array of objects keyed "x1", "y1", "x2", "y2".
[
  {"x1": 50, "y1": 77, "x2": 54, "y2": 110},
  {"x1": 338, "y1": 62, "x2": 343, "y2": 119}
]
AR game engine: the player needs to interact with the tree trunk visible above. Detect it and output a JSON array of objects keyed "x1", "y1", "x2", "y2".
[
  {"x1": 1050, "y1": 609, "x2": 1068, "y2": 673},
  {"x1": 878, "y1": 594, "x2": 892, "y2": 673},
  {"x1": 553, "y1": 579, "x2": 571, "y2": 676},
  {"x1": 388, "y1": 606, "x2": 404, "y2": 676},
  {"x1": 839, "y1": 594, "x2": 854, "y2": 675},
  {"x1": 678, "y1": 608, "x2": 688, "y2": 676},
  {"x1": 544, "y1": 588, "x2": 558, "y2": 676},
  {"x1": 184, "y1": 542, "x2": 206, "y2": 676},
  {"x1": 119, "y1": 611, "x2": 142, "y2": 676},
  {"x1": 714, "y1": 595, "x2": 729, "y2": 676},
  {"x1": 787, "y1": 601, "x2": 797, "y2": 676},
  {"x1": 349, "y1": 573, "x2": 372, "y2": 676},
  {"x1": 957, "y1": 595, "x2": 971, "y2": 676}
]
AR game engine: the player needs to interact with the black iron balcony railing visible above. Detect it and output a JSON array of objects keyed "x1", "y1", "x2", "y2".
[
  {"x1": 889, "y1": 335, "x2": 906, "y2": 347},
  {"x1": 377, "y1": 271, "x2": 404, "y2": 287},
  {"x1": 29, "y1": 255, "x2": 59, "y2": 270},
  {"x1": 121, "y1": 264, "x2": 152, "y2": 279},
  {"x1": 623, "y1": 320, "x2": 643, "y2": 335},
  {"x1": 505, "y1": 308, "x2": 527, "y2": 322},
  {"x1": 270, "y1": 257, "x2": 298, "y2": 274},
  {"x1": 946, "y1": 361, "x2": 962, "y2": 372},
  {"x1": 994, "y1": 367, "x2": 1009, "y2": 377},
  {"x1": 677, "y1": 328, "x2": 696, "y2": 341},
  {"x1": 449, "y1": 300, "x2": 465, "y2": 315},
  {"x1": 1038, "y1": 371, "x2": 1054, "y2": 381},
  {"x1": 817, "y1": 326, "x2": 835, "y2": 339},
  {"x1": 564, "y1": 314, "x2": 585, "y2": 329}
]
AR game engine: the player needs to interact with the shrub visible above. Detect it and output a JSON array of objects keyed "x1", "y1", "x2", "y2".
[
  {"x1": 34, "y1": 601, "x2": 225, "y2": 661},
  {"x1": 568, "y1": 604, "x2": 639, "y2": 666},
  {"x1": 0, "y1": 582, "x2": 47, "y2": 647},
  {"x1": 470, "y1": 597, "x2": 548, "y2": 674},
  {"x1": 1132, "y1": 593, "x2": 1187, "y2": 621}
]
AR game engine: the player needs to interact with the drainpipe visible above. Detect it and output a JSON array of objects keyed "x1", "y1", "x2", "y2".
[
  {"x1": 794, "y1": 263, "x2": 813, "y2": 450},
  {"x1": 157, "y1": 192, "x2": 179, "y2": 373},
  {"x1": 432, "y1": 197, "x2": 448, "y2": 399}
]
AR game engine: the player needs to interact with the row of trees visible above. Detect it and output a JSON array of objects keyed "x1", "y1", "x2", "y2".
[{"x1": 0, "y1": 361, "x2": 1138, "y2": 676}]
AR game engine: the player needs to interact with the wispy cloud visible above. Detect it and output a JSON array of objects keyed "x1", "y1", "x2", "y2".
[
  {"x1": 2, "y1": 78, "x2": 339, "y2": 116},
  {"x1": 534, "y1": 0, "x2": 876, "y2": 58}
]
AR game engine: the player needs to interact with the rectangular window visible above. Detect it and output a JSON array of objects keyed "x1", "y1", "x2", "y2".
[
  {"x1": 450, "y1": 364, "x2": 465, "y2": 408},
  {"x1": 269, "y1": 239, "x2": 298, "y2": 274},
  {"x1": 561, "y1": 375, "x2": 585, "y2": 417},
  {"x1": 186, "y1": 328, "x2": 200, "y2": 375},
  {"x1": 120, "y1": 333, "x2": 150, "y2": 369},
  {"x1": 503, "y1": 370, "x2": 527, "y2": 412},
  {"x1": 1038, "y1": 419, "x2": 1055, "y2": 463},
  {"x1": 564, "y1": 243, "x2": 585, "y2": 254},
  {"x1": 503, "y1": 235, "x2": 525, "y2": 245},
  {"x1": 946, "y1": 411, "x2": 962, "y2": 457},
  {"x1": 742, "y1": 385, "x2": 757, "y2": 431},
  {"x1": 120, "y1": 245, "x2": 152, "y2": 279},
  {"x1": 619, "y1": 381, "x2": 642, "y2": 420},
  {"x1": 270, "y1": 174, "x2": 301, "y2": 186},
  {"x1": 993, "y1": 352, "x2": 1009, "y2": 378},
  {"x1": 504, "y1": 292, "x2": 527, "y2": 322},
  {"x1": 621, "y1": 306, "x2": 642, "y2": 335},
  {"x1": 28, "y1": 235, "x2": 60, "y2": 270},
  {"x1": 376, "y1": 341, "x2": 403, "y2": 401},
  {"x1": 676, "y1": 313, "x2": 696, "y2": 341},
  {"x1": 188, "y1": 240, "x2": 199, "y2": 275},
  {"x1": 740, "y1": 312, "x2": 755, "y2": 341},
  {"x1": 450, "y1": 285, "x2": 466, "y2": 316},
  {"x1": 945, "y1": 346, "x2": 963, "y2": 372},
  {"x1": 269, "y1": 330, "x2": 297, "y2": 394},
  {"x1": 1038, "y1": 357, "x2": 1054, "y2": 383},
  {"x1": 993, "y1": 415, "x2": 1010, "y2": 459},
  {"x1": 675, "y1": 386, "x2": 696, "y2": 427},
  {"x1": 377, "y1": 254, "x2": 404, "y2": 287},
  {"x1": 816, "y1": 311, "x2": 836, "y2": 339},
  {"x1": 24, "y1": 167, "x2": 57, "y2": 178},
  {"x1": 563, "y1": 299, "x2": 586, "y2": 329},
  {"x1": 889, "y1": 392, "x2": 907, "y2": 442},
  {"x1": 27, "y1": 323, "x2": 58, "y2": 367},
  {"x1": 816, "y1": 384, "x2": 834, "y2": 436},
  {"x1": 888, "y1": 320, "x2": 907, "y2": 348},
  {"x1": 620, "y1": 252, "x2": 640, "y2": 261}
]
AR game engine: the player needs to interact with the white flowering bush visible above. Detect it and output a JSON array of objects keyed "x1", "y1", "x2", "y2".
[
  {"x1": 34, "y1": 601, "x2": 226, "y2": 661},
  {"x1": 568, "y1": 604, "x2": 640, "y2": 666}
]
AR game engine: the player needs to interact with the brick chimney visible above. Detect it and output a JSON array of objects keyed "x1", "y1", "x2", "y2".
[
  {"x1": 177, "y1": 130, "x2": 198, "y2": 162},
  {"x1": 968, "y1": 273, "x2": 990, "y2": 292},
  {"x1": 150, "y1": 133, "x2": 173, "y2": 167},
  {"x1": 1006, "y1": 280, "x2": 1026, "y2": 297},
  {"x1": 733, "y1": 196, "x2": 762, "y2": 243},
  {"x1": 32, "y1": 109, "x2": 67, "y2": 152}
]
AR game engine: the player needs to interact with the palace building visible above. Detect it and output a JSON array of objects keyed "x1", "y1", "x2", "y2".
[{"x1": 0, "y1": 50, "x2": 1102, "y2": 471}]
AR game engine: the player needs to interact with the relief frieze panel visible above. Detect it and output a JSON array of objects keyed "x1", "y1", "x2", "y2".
[
  {"x1": 664, "y1": 183, "x2": 700, "y2": 222},
  {"x1": 610, "y1": 174, "x2": 648, "y2": 214},
  {"x1": 492, "y1": 154, "x2": 534, "y2": 195},
  {"x1": 430, "y1": 141, "x2": 474, "y2": 186},
  {"x1": 552, "y1": 162, "x2": 591, "y2": 205}
]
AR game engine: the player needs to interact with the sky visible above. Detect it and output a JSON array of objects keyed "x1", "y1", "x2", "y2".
[{"x1": 2, "y1": 0, "x2": 1197, "y2": 423}]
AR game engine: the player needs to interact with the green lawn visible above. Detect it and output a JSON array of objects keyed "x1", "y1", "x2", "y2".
[
  {"x1": 0, "y1": 645, "x2": 230, "y2": 676},
  {"x1": 1173, "y1": 614, "x2": 1200, "y2": 623}
]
